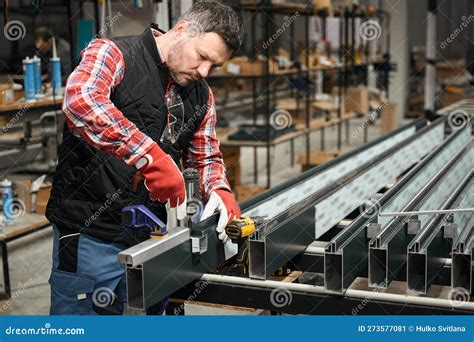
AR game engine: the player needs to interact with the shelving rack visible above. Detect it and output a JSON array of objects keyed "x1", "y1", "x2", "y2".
[{"x1": 209, "y1": 0, "x2": 392, "y2": 188}]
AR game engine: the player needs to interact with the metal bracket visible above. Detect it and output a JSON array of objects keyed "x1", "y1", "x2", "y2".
[
  {"x1": 191, "y1": 233, "x2": 208, "y2": 255},
  {"x1": 443, "y1": 223, "x2": 457, "y2": 239},
  {"x1": 367, "y1": 223, "x2": 381, "y2": 238},
  {"x1": 407, "y1": 219, "x2": 421, "y2": 235}
]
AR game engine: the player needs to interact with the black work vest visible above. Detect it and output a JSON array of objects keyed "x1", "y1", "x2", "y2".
[{"x1": 46, "y1": 26, "x2": 209, "y2": 245}]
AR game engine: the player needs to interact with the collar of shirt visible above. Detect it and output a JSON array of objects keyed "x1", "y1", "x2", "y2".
[{"x1": 151, "y1": 28, "x2": 166, "y2": 65}]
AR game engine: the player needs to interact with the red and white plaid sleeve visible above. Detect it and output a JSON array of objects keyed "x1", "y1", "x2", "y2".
[
  {"x1": 62, "y1": 38, "x2": 154, "y2": 165},
  {"x1": 183, "y1": 88, "x2": 232, "y2": 201}
]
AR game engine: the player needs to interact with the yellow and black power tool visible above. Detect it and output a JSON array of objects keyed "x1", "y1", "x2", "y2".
[{"x1": 225, "y1": 216, "x2": 266, "y2": 275}]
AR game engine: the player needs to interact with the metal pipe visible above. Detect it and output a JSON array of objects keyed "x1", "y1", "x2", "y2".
[
  {"x1": 380, "y1": 208, "x2": 474, "y2": 217},
  {"x1": 200, "y1": 274, "x2": 474, "y2": 310}
]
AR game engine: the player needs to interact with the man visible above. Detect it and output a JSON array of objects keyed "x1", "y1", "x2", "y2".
[
  {"x1": 34, "y1": 27, "x2": 71, "y2": 84},
  {"x1": 46, "y1": 2, "x2": 244, "y2": 315}
]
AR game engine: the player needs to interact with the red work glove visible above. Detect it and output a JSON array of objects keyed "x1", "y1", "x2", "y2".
[
  {"x1": 136, "y1": 143, "x2": 186, "y2": 219},
  {"x1": 201, "y1": 189, "x2": 241, "y2": 243}
]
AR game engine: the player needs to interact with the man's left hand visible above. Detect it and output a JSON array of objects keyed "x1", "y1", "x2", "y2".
[{"x1": 201, "y1": 189, "x2": 241, "y2": 243}]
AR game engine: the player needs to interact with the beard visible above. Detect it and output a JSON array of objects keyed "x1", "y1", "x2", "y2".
[{"x1": 167, "y1": 39, "x2": 198, "y2": 86}]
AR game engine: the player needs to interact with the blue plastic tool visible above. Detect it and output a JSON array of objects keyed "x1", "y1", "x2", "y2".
[{"x1": 122, "y1": 205, "x2": 167, "y2": 238}]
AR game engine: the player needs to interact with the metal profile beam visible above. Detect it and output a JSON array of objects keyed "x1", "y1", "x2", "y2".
[
  {"x1": 368, "y1": 128, "x2": 472, "y2": 288},
  {"x1": 122, "y1": 219, "x2": 223, "y2": 310},
  {"x1": 118, "y1": 119, "x2": 433, "y2": 308},
  {"x1": 323, "y1": 119, "x2": 446, "y2": 293},
  {"x1": 407, "y1": 167, "x2": 473, "y2": 294},
  {"x1": 250, "y1": 119, "x2": 445, "y2": 280},
  {"x1": 452, "y1": 216, "x2": 474, "y2": 294}
]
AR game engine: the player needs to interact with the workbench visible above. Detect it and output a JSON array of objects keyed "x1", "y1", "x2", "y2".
[
  {"x1": 0, "y1": 214, "x2": 51, "y2": 299},
  {"x1": 0, "y1": 94, "x2": 63, "y2": 118}
]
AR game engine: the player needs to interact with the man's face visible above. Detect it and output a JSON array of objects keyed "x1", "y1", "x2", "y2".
[{"x1": 167, "y1": 28, "x2": 232, "y2": 86}]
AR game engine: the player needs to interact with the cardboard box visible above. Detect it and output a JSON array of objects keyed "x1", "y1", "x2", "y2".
[
  {"x1": 436, "y1": 60, "x2": 465, "y2": 78},
  {"x1": 313, "y1": 0, "x2": 331, "y2": 9},
  {"x1": 0, "y1": 83, "x2": 15, "y2": 105},
  {"x1": 298, "y1": 150, "x2": 340, "y2": 171},
  {"x1": 225, "y1": 57, "x2": 279, "y2": 76},
  {"x1": 441, "y1": 93, "x2": 474, "y2": 107},
  {"x1": 380, "y1": 103, "x2": 398, "y2": 134},
  {"x1": 222, "y1": 146, "x2": 241, "y2": 188},
  {"x1": 12, "y1": 179, "x2": 33, "y2": 213},
  {"x1": 298, "y1": 50, "x2": 319, "y2": 69},
  {"x1": 225, "y1": 162, "x2": 240, "y2": 189},
  {"x1": 35, "y1": 183, "x2": 51, "y2": 215},
  {"x1": 36, "y1": 183, "x2": 52, "y2": 204},
  {"x1": 344, "y1": 87, "x2": 369, "y2": 115},
  {"x1": 235, "y1": 185, "x2": 266, "y2": 202},
  {"x1": 36, "y1": 202, "x2": 48, "y2": 215}
]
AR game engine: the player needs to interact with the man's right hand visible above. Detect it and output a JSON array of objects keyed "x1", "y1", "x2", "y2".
[{"x1": 136, "y1": 143, "x2": 186, "y2": 219}]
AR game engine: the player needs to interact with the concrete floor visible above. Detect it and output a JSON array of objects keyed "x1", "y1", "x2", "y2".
[{"x1": 0, "y1": 119, "x2": 386, "y2": 315}]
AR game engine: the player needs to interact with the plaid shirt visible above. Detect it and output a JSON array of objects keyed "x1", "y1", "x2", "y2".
[{"x1": 62, "y1": 30, "x2": 231, "y2": 200}]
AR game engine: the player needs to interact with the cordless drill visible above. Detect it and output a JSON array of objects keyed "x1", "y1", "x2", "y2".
[{"x1": 225, "y1": 216, "x2": 266, "y2": 275}]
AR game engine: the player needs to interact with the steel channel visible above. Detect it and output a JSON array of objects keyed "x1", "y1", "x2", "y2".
[
  {"x1": 368, "y1": 132, "x2": 472, "y2": 288},
  {"x1": 326, "y1": 119, "x2": 446, "y2": 253},
  {"x1": 250, "y1": 119, "x2": 445, "y2": 280},
  {"x1": 119, "y1": 119, "x2": 429, "y2": 308},
  {"x1": 376, "y1": 127, "x2": 472, "y2": 237},
  {"x1": 323, "y1": 119, "x2": 446, "y2": 293},
  {"x1": 124, "y1": 219, "x2": 223, "y2": 310},
  {"x1": 407, "y1": 169, "x2": 473, "y2": 294},
  {"x1": 452, "y1": 216, "x2": 474, "y2": 294},
  {"x1": 118, "y1": 227, "x2": 190, "y2": 268}
]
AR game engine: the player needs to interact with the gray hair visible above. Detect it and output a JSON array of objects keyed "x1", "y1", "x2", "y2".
[{"x1": 178, "y1": 1, "x2": 244, "y2": 53}]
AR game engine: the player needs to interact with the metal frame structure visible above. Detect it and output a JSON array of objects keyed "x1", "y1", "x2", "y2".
[
  {"x1": 209, "y1": 1, "x2": 391, "y2": 187},
  {"x1": 119, "y1": 101, "x2": 473, "y2": 314}
]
